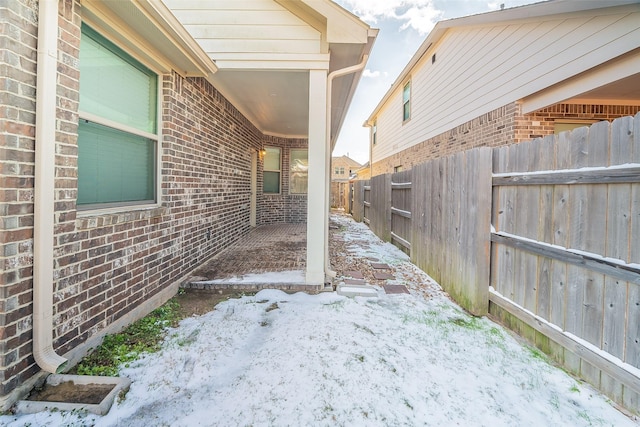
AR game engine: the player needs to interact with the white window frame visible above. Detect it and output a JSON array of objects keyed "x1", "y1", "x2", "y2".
[
  {"x1": 77, "y1": 23, "x2": 163, "y2": 215},
  {"x1": 263, "y1": 146, "x2": 281, "y2": 194},
  {"x1": 402, "y1": 80, "x2": 411, "y2": 123}
]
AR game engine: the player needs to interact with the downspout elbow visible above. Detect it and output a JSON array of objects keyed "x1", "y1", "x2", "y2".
[{"x1": 33, "y1": 0, "x2": 68, "y2": 374}]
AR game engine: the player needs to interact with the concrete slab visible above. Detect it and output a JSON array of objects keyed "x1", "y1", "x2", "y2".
[
  {"x1": 343, "y1": 278, "x2": 366, "y2": 285},
  {"x1": 383, "y1": 284, "x2": 410, "y2": 294},
  {"x1": 16, "y1": 374, "x2": 131, "y2": 416},
  {"x1": 343, "y1": 271, "x2": 365, "y2": 279},
  {"x1": 373, "y1": 271, "x2": 395, "y2": 280},
  {"x1": 370, "y1": 262, "x2": 391, "y2": 269},
  {"x1": 337, "y1": 284, "x2": 378, "y2": 298}
]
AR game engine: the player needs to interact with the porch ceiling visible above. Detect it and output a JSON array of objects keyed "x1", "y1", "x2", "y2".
[
  {"x1": 572, "y1": 72, "x2": 640, "y2": 102},
  {"x1": 210, "y1": 70, "x2": 311, "y2": 137}
]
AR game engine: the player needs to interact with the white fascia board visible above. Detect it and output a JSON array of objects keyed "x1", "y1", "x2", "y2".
[
  {"x1": 137, "y1": 0, "x2": 218, "y2": 75},
  {"x1": 83, "y1": 0, "x2": 217, "y2": 78},
  {"x1": 212, "y1": 53, "x2": 331, "y2": 70},
  {"x1": 297, "y1": 0, "x2": 371, "y2": 44},
  {"x1": 522, "y1": 50, "x2": 640, "y2": 113}
]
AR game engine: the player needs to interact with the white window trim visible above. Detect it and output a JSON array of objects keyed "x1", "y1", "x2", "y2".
[
  {"x1": 77, "y1": 24, "x2": 163, "y2": 216},
  {"x1": 263, "y1": 146, "x2": 282, "y2": 195},
  {"x1": 402, "y1": 80, "x2": 411, "y2": 123}
]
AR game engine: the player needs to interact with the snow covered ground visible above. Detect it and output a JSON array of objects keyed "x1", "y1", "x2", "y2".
[{"x1": 2, "y1": 215, "x2": 637, "y2": 426}]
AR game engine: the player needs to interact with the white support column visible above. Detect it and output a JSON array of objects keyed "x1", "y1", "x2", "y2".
[{"x1": 306, "y1": 69, "x2": 328, "y2": 285}]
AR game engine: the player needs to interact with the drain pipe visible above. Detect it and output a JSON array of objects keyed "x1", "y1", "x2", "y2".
[
  {"x1": 33, "y1": 0, "x2": 68, "y2": 373},
  {"x1": 324, "y1": 55, "x2": 369, "y2": 278}
]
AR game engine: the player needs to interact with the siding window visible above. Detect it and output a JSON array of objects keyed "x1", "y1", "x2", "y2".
[
  {"x1": 290, "y1": 149, "x2": 308, "y2": 194},
  {"x1": 372, "y1": 120, "x2": 377, "y2": 145},
  {"x1": 402, "y1": 81, "x2": 411, "y2": 122},
  {"x1": 77, "y1": 24, "x2": 158, "y2": 208},
  {"x1": 263, "y1": 147, "x2": 281, "y2": 194}
]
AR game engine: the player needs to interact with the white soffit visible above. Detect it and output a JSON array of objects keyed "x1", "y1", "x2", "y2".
[
  {"x1": 522, "y1": 51, "x2": 640, "y2": 113},
  {"x1": 83, "y1": 0, "x2": 217, "y2": 77}
]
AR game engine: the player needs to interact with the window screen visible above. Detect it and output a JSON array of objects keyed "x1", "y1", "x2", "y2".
[
  {"x1": 77, "y1": 24, "x2": 158, "y2": 207},
  {"x1": 290, "y1": 149, "x2": 308, "y2": 194},
  {"x1": 263, "y1": 147, "x2": 281, "y2": 194}
]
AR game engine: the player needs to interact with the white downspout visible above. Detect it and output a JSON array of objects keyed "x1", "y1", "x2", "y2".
[
  {"x1": 33, "y1": 0, "x2": 68, "y2": 373},
  {"x1": 324, "y1": 55, "x2": 369, "y2": 278}
]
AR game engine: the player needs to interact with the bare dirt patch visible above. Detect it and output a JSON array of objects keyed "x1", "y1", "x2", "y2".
[
  {"x1": 27, "y1": 382, "x2": 114, "y2": 405},
  {"x1": 174, "y1": 289, "x2": 249, "y2": 318}
]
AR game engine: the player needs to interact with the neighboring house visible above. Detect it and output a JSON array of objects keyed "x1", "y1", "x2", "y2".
[
  {"x1": 331, "y1": 155, "x2": 361, "y2": 209},
  {"x1": 0, "y1": 0, "x2": 376, "y2": 408},
  {"x1": 365, "y1": 0, "x2": 640, "y2": 176},
  {"x1": 331, "y1": 155, "x2": 362, "y2": 182},
  {"x1": 351, "y1": 161, "x2": 371, "y2": 181}
]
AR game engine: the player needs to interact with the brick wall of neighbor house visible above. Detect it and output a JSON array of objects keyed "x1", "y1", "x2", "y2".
[
  {"x1": 514, "y1": 103, "x2": 640, "y2": 142},
  {"x1": 371, "y1": 103, "x2": 518, "y2": 176},
  {"x1": 0, "y1": 0, "x2": 307, "y2": 406},
  {"x1": 372, "y1": 102, "x2": 640, "y2": 176},
  {"x1": 260, "y1": 135, "x2": 308, "y2": 224}
]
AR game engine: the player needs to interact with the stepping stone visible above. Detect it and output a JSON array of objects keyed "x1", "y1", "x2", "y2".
[
  {"x1": 344, "y1": 278, "x2": 366, "y2": 285},
  {"x1": 343, "y1": 270, "x2": 364, "y2": 279},
  {"x1": 370, "y1": 262, "x2": 391, "y2": 270},
  {"x1": 367, "y1": 257, "x2": 380, "y2": 262},
  {"x1": 383, "y1": 284, "x2": 410, "y2": 294},
  {"x1": 337, "y1": 284, "x2": 378, "y2": 298},
  {"x1": 373, "y1": 271, "x2": 394, "y2": 280}
]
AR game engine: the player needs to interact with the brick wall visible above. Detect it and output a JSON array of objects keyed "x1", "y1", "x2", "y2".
[
  {"x1": 372, "y1": 103, "x2": 518, "y2": 176},
  {"x1": 372, "y1": 102, "x2": 640, "y2": 176},
  {"x1": 260, "y1": 135, "x2": 308, "y2": 224},
  {"x1": 514, "y1": 103, "x2": 640, "y2": 142},
  {"x1": 0, "y1": 0, "x2": 310, "y2": 406},
  {"x1": 0, "y1": 0, "x2": 42, "y2": 400}
]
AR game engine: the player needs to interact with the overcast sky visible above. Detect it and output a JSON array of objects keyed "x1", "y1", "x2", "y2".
[{"x1": 332, "y1": 0, "x2": 540, "y2": 164}]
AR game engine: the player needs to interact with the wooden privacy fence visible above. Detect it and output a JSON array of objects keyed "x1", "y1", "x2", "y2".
[{"x1": 350, "y1": 114, "x2": 640, "y2": 412}]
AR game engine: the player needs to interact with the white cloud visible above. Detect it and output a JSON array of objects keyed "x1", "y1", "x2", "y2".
[
  {"x1": 397, "y1": 4, "x2": 442, "y2": 34},
  {"x1": 362, "y1": 69, "x2": 381, "y2": 78},
  {"x1": 338, "y1": 0, "x2": 443, "y2": 34}
]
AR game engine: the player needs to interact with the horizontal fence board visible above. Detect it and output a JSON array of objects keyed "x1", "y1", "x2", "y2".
[
  {"x1": 392, "y1": 182, "x2": 412, "y2": 189},
  {"x1": 493, "y1": 165, "x2": 640, "y2": 186},
  {"x1": 391, "y1": 232, "x2": 411, "y2": 250},
  {"x1": 391, "y1": 207, "x2": 411, "y2": 219},
  {"x1": 489, "y1": 289, "x2": 640, "y2": 394},
  {"x1": 491, "y1": 232, "x2": 640, "y2": 284}
]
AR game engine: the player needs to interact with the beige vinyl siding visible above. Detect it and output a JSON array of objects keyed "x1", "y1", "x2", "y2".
[
  {"x1": 164, "y1": 0, "x2": 321, "y2": 58},
  {"x1": 372, "y1": 11, "x2": 640, "y2": 163}
]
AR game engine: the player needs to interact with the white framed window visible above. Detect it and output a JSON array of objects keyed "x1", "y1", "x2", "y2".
[
  {"x1": 290, "y1": 149, "x2": 308, "y2": 194},
  {"x1": 263, "y1": 147, "x2": 281, "y2": 194},
  {"x1": 554, "y1": 120, "x2": 595, "y2": 134},
  {"x1": 402, "y1": 81, "x2": 411, "y2": 122},
  {"x1": 372, "y1": 120, "x2": 377, "y2": 145},
  {"x1": 77, "y1": 24, "x2": 158, "y2": 209}
]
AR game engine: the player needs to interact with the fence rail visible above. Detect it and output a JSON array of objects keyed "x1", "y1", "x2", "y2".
[{"x1": 350, "y1": 113, "x2": 640, "y2": 413}]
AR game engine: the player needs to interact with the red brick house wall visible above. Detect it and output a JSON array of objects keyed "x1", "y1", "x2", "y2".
[
  {"x1": 0, "y1": 0, "x2": 308, "y2": 406},
  {"x1": 261, "y1": 135, "x2": 308, "y2": 225},
  {"x1": 371, "y1": 102, "x2": 640, "y2": 176}
]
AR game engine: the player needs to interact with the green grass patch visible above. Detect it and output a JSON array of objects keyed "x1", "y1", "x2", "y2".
[
  {"x1": 73, "y1": 298, "x2": 181, "y2": 376},
  {"x1": 527, "y1": 346, "x2": 548, "y2": 362}
]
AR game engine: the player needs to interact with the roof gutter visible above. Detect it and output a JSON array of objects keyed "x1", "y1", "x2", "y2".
[
  {"x1": 33, "y1": 0, "x2": 68, "y2": 374},
  {"x1": 324, "y1": 54, "x2": 369, "y2": 278}
]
